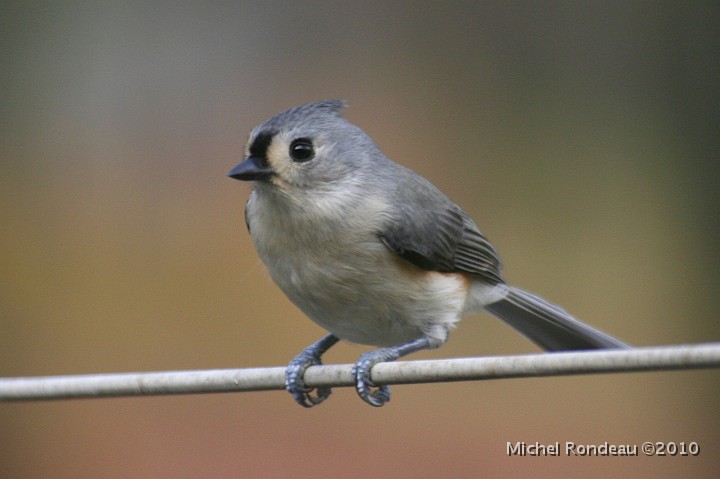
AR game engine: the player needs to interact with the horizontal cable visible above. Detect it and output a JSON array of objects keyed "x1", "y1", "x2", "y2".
[{"x1": 1, "y1": 343, "x2": 719, "y2": 401}]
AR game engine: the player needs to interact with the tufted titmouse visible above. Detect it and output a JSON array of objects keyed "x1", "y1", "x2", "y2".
[{"x1": 228, "y1": 100, "x2": 628, "y2": 408}]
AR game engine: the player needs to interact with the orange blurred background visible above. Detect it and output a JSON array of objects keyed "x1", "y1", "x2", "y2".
[{"x1": 1, "y1": 2, "x2": 719, "y2": 477}]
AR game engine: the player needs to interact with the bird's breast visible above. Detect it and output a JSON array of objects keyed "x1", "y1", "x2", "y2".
[{"x1": 245, "y1": 189, "x2": 469, "y2": 346}]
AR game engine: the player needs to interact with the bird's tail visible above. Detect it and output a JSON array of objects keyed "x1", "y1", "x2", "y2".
[{"x1": 484, "y1": 286, "x2": 629, "y2": 351}]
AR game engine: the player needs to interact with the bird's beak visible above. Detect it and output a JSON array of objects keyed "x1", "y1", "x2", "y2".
[{"x1": 227, "y1": 156, "x2": 274, "y2": 181}]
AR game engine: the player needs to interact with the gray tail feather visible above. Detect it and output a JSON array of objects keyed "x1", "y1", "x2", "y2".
[{"x1": 484, "y1": 286, "x2": 629, "y2": 351}]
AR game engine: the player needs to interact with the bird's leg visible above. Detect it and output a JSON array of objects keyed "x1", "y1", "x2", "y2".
[
  {"x1": 354, "y1": 336, "x2": 439, "y2": 407},
  {"x1": 285, "y1": 334, "x2": 340, "y2": 407}
]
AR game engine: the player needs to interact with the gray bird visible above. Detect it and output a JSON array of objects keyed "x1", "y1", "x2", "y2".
[{"x1": 228, "y1": 100, "x2": 628, "y2": 407}]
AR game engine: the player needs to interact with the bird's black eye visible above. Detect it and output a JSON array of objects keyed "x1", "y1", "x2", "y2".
[{"x1": 289, "y1": 138, "x2": 315, "y2": 162}]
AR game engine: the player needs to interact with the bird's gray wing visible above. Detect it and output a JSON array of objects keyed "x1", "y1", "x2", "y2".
[{"x1": 377, "y1": 180, "x2": 504, "y2": 284}]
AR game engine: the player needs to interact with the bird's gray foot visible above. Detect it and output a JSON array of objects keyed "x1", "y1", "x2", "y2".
[
  {"x1": 352, "y1": 348, "x2": 401, "y2": 407},
  {"x1": 285, "y1": 334, "x2": 339, "y2": 408}
]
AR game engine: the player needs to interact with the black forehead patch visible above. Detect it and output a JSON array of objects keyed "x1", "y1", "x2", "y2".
[{"x1": 249, "y1": 131, "x2": 276, "y2": 158}]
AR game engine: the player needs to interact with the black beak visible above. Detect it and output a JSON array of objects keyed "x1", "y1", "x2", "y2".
[{"x1": 228, "y1": 156, "x2": 274, "y2": 181}]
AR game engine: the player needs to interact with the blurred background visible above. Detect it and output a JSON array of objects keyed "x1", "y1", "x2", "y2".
[{"x1": 1, "y1": 1, "x2": 719, "y2": 477}]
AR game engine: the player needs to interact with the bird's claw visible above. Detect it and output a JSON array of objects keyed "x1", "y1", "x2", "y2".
[
  {"x1": 352, "y1": 349, "x2": 399, "y2": 407},
  {"x1": 285, "y1": 350, "x2": 331, "y2": 408}
]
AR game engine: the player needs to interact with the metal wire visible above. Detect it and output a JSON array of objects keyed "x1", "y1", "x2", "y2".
[{"x1": 1, "y1": 343, "x2": 719, "y2": 401}]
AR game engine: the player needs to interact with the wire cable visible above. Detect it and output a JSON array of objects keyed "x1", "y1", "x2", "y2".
[{"x1": 1, "y1": 343, "x2": 718, "y2": 401}]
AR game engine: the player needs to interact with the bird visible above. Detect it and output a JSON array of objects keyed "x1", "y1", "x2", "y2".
[{"x1": 228, "y1": 100, "x2": 628, "y2": 408}]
